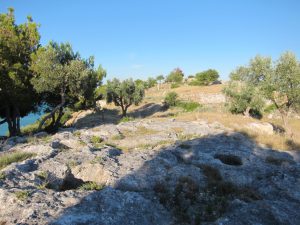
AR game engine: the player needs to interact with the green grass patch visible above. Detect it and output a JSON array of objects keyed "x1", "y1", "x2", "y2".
[
  {"x1": 15, "y1": 190, "x2": 31, "y2": 201},
  {"x1": 79, "y1": 182, "x2": 105, "y2": 191},
  {"x1": 176, "y1": 101, "x2": 202, "y2": 112},
  {"x1": 0, "y1": 172, "x2": 5, "y2": 180},
  {"x1": 119, "y1": 116, "x2": 135, "y2": 123},
  {"x1": 91, "y1": 136, "x2": 103, "y2": 144},
  {"x1": 111, "y1": 133, "x2": 125, "y2": 140},
  {"x1": 0, "y1": 152, "x2": 36, "y2": 170}
]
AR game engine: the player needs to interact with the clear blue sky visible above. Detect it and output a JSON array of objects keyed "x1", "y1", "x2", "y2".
[{"x1": 1, "y1": 0, "x2": 300, "y2": 80}]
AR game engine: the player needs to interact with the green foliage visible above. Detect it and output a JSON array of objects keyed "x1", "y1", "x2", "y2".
[
  {"x1": 0, "y1": 8, "x2": 41, "y2": 136},
  {"x1": 60, "y1": 109, "x2": 73, "y2": 125},
  {"x1": 176, "y1": 101, "x2": 201, "y2": 112},
  {"x1": 225, "y1": 51, "x2": 300, "y2": 137},
  {"x1": 0, "y1": 152, "x2": 36, "y2": 170},
  {"x1": 171, "y1": 83, "x2": 180, "y2": 89},
  {"x1": 94, "y1": 85, "x2": 107, "y2": 101},
  {"x1": 193, "y1": 69, "x2": 219, "y2": 86},
  {"x1": 90, "y1": 136, "x2": 103, "y2": 144},
  {"x1": 119, "y1": 116, "x2": 135, "y2": 123},
  {"x1": 264, "y1": 104, "x2": 277, "y2": 114},
  {"x1": 166, "y1": 68, "x2": 184, "y2": 83},
  {"x1": 223, "y1": 81, "x2": 264, "y2": 117},
  {"x1": 30, "y1": 42, "x2": 104, "y2": 132},
  {"x1": 106, "y1": 78, "x2": 145, "y2": 116},
  {"x1": 0, "y1": 172, "x2": 6, "y2": 180},
  {"x1": 164, "y1": 92, "x2": 178, "y2": 107},
  {"x1": 15, "y1": 190, "x2": 31, "y2": 201},
  {"x1": 156, "y1": 75, "x2": 164, "y2": 83},
  {"x1": 79, "y1": 182, "x2": 104, "y2": 191},
  {"x1": 145, "y1": 77, "x2": 157, "y2": 89}
]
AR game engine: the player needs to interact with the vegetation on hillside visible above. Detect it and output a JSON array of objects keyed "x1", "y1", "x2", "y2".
[
  {"x1": 106, "y1": 78, "x2": 145, "y2": 117},
  {"x1": 224, "y1": 52, "x2": 300, "y2": 138},
  {"x1": 190, "y1": 69, "x2": 220, "y2": 86}
]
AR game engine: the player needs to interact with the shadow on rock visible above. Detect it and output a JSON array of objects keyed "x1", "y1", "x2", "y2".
[{"x1": 46, "y1": 132, "x2": 300, "y2": 224}]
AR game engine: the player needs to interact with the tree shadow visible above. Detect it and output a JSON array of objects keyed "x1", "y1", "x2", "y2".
[
  {"x1": 71, "y1": 108, "x2": 120, "y2": 130},
  {"x1": 71, "y1": 103, "x2": 166, "y2": 130},
  {"x1": 128, "y1": 103, "x2": 167, "y2": 118},
  {"x1": 49, "y1": 132, "x2": 300, "y2": 225}
]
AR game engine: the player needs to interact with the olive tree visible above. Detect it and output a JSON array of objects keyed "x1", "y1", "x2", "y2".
[
  {"x1": 166, "y1": 68, "x2": 184, "y2": 83},
  {"x1": 30, "y1": 42, "x2": 103, "y2": 131},
  {"x1": 0, "y1": 8, "x2": 40, "y2": 136},
  {"x1": 225, "y1": 52, "x2": 300, "y2": 138},
  {"x1": 261, "y1": 52, "x2": 300, "y2": 138},
  {"x1": 106, "y1": 78, "x2": 145, "y2": 117},
  {"x1": 192, "y1": 69, "x2": 219, "y2": 86},
  {"x1": 156, "y1": 75, "x2": 164, "y2": 90}
]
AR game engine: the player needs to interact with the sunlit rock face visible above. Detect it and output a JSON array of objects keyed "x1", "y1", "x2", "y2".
[{"x1": 0, "y1": 118, "x2": 299, "y2": 224}]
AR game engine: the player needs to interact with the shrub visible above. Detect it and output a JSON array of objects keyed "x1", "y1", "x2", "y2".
[
  {"x1": 0, "y1": 152, "x2": 36, "y2": 170},
  {"x1": 164, "y1": 92, "x2": 178, "y2": 107}
]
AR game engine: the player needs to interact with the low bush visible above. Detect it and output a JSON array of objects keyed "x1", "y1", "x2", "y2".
[{"x1": 164, "y1": 92, "x2": 178, "y2": 107}]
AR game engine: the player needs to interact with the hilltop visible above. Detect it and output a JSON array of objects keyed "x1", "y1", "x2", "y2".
[{"x1": 0, "y1": 84, "x2": 300, "y2": 224}]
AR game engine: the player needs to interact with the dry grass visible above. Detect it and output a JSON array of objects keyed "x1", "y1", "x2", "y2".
[{"x1": 174, "y1": 110, "x2": 300, "y2": 151}]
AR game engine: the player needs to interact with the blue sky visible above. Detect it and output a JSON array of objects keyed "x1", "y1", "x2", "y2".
[{"x1": 1, "y1": 0, "x2": 300, "y2": 80}]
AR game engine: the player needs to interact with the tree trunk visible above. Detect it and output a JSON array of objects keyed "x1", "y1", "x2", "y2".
[
  {"x1": 6, "y1": 107, "x2": 14, "y2": 137},
  {"x1": 280, "y1": 110, "x2": 293, "y2": 139},
  {"x1": 38, "y1": 91, "x2": 65, "y2": 131},
  {"x1": 53, "y1": 106, "x2": 64, "y2": 131},
  {"x1": 15, "y1": 106, "x2": 21, "y2": 135},
  {"x1": 243, "y1": 106, "x2": 251, "y2": 117},
  {"x1": 121, "y1": 105, "x2": 127, "y2": 117}
]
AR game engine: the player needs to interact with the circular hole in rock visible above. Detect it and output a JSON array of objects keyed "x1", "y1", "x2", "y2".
[{"x1": 214, "y1": 154, "x2": 243, "y2": 166}]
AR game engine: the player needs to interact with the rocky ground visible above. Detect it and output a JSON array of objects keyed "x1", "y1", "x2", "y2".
[{"x1": 0, "y1": 112, "x2": 300, "y2": 225}]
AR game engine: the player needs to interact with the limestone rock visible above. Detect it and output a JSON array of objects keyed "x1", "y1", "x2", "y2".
[{"x1": 247, "y1": 122, "x2": 274, "y2": 135}]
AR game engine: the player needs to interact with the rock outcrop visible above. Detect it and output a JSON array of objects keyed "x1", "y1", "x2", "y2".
[{"x1": 0, "y1": 118, "x2": 299, "y2": 224}]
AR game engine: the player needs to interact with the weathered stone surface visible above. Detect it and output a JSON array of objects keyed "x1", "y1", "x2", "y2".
[
  {"x1": 0, "y1": 118, "x2": 299, "y2": 224},
  {"x1": 246, "y1": 122, "x2": 274, "y2": 135}
]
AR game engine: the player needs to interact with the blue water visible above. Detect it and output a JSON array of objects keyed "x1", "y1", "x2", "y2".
[{"x1": 0, "y1": 112, "x2": 42, "y2": 136}]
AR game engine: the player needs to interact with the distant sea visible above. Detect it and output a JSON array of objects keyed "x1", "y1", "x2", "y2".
[{"x1": 0, "y1": 113, "x2": 42, "y2": 136}]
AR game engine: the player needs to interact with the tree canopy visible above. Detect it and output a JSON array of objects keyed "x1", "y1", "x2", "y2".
[
  {"x1": 0, "y1": 8, "x2": 40, "y2": 136},
  {"x1": 192, "y1": 69, "x2": 219, "y2": 86},
  {"x1": 106, "y1": 78, "x2": 145, "y2": 117},
  {"x1": 224, "y1": 52, "x2": 300, "y2": 138},
  {"x1": 166, "y1": 68, "x2": 184, "y2": 83},
  {"x1": 30, "y1": 42, "x2": 104, "y2": 131}
]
